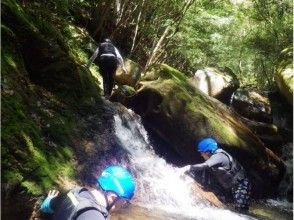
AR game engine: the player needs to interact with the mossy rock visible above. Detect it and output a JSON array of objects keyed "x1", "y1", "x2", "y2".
[
  {"x1": 2, "y1": 0, "x2": 101, "y2": 104},
  {"x1": 122, "y1": 63, "x2": 285, "y2": 196},
  {"x1": 115, "y1": 59, "x2": 142, "y2": 87},
  {"x1": 275, "y1": 64, "x2": 293, "y2": 106},
  {"x1": 2, "y1": 19, "x2": 77, "y2": 197},
  {"x1": 1, "y1": 1, "x2": 105, "y2": 218},
  {"x1": 189, "y1": 67, "x2": 239, "y2": 104}
]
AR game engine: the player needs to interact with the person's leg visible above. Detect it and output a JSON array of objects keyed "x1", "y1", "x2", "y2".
[
  {"x1": 232, "y1": 178, "x2": 251, "y2": 213},
  {"x1": 102, "y1": 57, "x2": 117, "y2": 97},
  {"x1": 98, "y1": 57, "x2": 111, "y2": 97},
  {"x1": 107, "y1": 59, "x2": 117, "y2": 97}
]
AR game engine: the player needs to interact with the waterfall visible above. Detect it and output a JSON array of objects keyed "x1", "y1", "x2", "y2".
[{"x1": 113, "y1": 108, "x2": 256, "y2": 220}]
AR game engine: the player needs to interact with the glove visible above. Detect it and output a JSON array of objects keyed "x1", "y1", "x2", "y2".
[{"x1": 40, "y1": 190, "x2": 59, "y2": 214}]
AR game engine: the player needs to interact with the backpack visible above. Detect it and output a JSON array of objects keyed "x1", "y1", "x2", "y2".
[
  {"x1": 52, "y1": 187, "x2": 109, "y2": 220},
  {"x1": 98, "y1": 42, "x2": 116, "y2": 57}
]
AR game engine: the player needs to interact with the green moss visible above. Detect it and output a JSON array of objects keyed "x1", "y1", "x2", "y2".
[
  {"x1": 2, "y1": 0, "x2": 106, "y2": 202},
  {"x1": 2, "y1": 20, "x2": 77, "y2": 197},
  {"x1": 140, "y1": 63, "x2": 262, "y2": 157},
  {"x1": 22, "y1": 181, "x2": 43, "y2": 195}
]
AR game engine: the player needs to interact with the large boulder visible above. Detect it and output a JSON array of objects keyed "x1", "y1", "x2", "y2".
[
  {"x1": 189, "y1": 67, "x2": 239, "y2": 104},
  {"x1": 121, "y1": 64, "x2": 285, "y2": 196},
  {"x1": 231, "y1": 88, "x2": 272, "y2": 123},
  {"x1": 275, "y1": 65, "x2": 293, "y2": 105},
  {"x1": 115, "y1": 59, "x2": 142, "y2": 87}
]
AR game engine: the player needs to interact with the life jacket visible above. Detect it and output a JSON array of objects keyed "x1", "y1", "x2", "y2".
[
  {"x1": 52, "y1": 187, "x2": 109, "y2": 220},
  {"x1": 211, "y1": 149, "x2": 245, "y2": 189},
  {"x1": 98, "y1": 42, "x2": 116, "y2": 57}
]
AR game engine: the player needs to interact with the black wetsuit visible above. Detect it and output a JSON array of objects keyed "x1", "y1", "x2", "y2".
[
  {"x1": 189, "y1": 149, "x2": 251, "y2": 212},
  {"x1": 87, "y1": 42, "x2": 125, "y2": 97}
]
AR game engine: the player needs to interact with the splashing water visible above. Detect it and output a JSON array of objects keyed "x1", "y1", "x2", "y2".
[{"x1": 113, "y1": 109, "x2": 256, "y2": 220}]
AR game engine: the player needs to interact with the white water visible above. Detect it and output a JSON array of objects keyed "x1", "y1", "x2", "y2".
[{"x1": 113, "y1": 109, "x2": 256, "y2": 220}]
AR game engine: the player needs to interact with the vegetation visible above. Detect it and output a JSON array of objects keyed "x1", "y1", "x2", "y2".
[
  {"x1": 2, "y1": 0, "x2": 102, "y2": 198},
  {"x1": 69, "y1": 0, "x2": 292, "y2": 89},
  {"x1": 1, "y1": 0, "x2": 292, "y2": 217}
]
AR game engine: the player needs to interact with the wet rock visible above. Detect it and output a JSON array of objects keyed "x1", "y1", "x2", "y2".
[
  {"x1": 269, "y1": 91, "x2": 293, "y2": 132},
  {"x1": 110, "y1": 85, "x2": 136, "y2": 103},
  {"x1": 189, "y1": 67, "x2": 239, "y2": 104},
  {"x1": 240, "y1": 117, "x2": 292, "y2": 153},
  {"x1": 115, "y1": 59, "x2": 142, "y2": 87},
  {"x1": 231, "y1": 88, "x2": 272, "y2": 123}
]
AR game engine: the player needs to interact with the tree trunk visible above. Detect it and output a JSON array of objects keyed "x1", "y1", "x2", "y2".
[
  {"x1": 145, "y1": 0, "x2": 195, "y2": 69},
  {"x1": 145, "y1": 26, "x2": 172, "y2": 69},
  {"x1": 130, "y1": 0, "x2": 145, "y2": 55}
]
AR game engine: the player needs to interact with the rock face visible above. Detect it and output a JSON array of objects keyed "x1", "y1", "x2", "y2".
[
  {"x1": 231, "y1": 89, "x2": 292, "y2": 151},
  {"x1": 231, "y1": 88, "x2": 272, "y2": 123},
  {"x1": 1, "y1": 1, "x2": 104, "y2": 218},
  {"x1": 121, "y1": 64, "x2": 285, "y2": 196},
  {"x1": 275, "y1": 65, "x2": 293, "y2": 105},
  {"x1": 189, "y1": 67, "x2": 239, "y2": 104},
  {"x1": 115, "y1": 59, "x2": 142, "y2": 87}
]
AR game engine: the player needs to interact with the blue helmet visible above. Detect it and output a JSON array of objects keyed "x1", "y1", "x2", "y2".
[
  {"x1": 197, "y1": 138, "x2": 218, "y2": 153},
  {"x1": 98, "y1": 166, "x2": 135, "y2": 200}
]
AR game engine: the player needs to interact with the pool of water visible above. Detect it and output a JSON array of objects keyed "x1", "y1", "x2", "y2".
[{"x1": 111, "y1": 201, "x2": 293, "y2": 220}]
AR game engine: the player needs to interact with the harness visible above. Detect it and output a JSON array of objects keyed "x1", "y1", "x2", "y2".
[
  {"x1": 52, "y1": 187, "x2": 109, "y2": 220},
  {"x1": 211, "y1": 149, "x2": 245, "y2": 189},
  {"x1": 98, "y1": 42, "x2": 116, "y2": 58}
]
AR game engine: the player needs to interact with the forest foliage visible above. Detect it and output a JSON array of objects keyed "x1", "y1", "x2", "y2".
[{"x1": 16, "y1": 0, "x2": 292, "y2": 89}]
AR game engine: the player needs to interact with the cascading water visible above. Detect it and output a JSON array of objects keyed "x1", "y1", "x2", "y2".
[
  {"x1": 112, "y1": 108, "x2": 256, "y2": 220},
  {"x1": 229, "y1": 91, "x2": 235, "y2": 106}
]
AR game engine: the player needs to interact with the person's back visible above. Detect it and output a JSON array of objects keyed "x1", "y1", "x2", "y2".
[
  {"x1": 51, "y1": 187, "x2": 108, "y2": 220},
  {"x1": 86, "y1": 38, "x2": 127, "y2": 98},
  {"x1": 97, "y1": 42, "x2": 116, "y2": 58},
  {"x1": 207, "y1": 148, "x2": 245, "y2": 189},
  {"x1": 36, "y1": 166, "x2": 135, "y2": 219}
]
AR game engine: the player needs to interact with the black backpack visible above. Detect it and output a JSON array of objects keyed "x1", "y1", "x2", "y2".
[
  {"x1": 98, "y1": 42, "x2": 116, "y2": 57},
  {"x1": 51, "y1": 187, "x2": 109, "y2": 220}
]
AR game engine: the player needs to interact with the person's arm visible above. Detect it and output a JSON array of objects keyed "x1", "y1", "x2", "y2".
[
  {"x1": 76, "y1": 209, "x2": 107, "y2": 220},
  {"x1": 179, "y1": 154, "x2": 222, "y2": 175},
  {"x1": 189, "y1": 162, "x2": 209, "y2": 172},
  {"x1": 114, "y1": 47, "x2": 127, "y2": 73},
  {"x1": 86, "y1": 47, "x2": 99, "y2": 68},
  {"x1": 40, "y1": 190, "x2": 59, "y2": 214}
]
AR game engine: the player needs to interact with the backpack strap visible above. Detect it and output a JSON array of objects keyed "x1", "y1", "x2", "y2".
[
  {"x1": 68, "y1": 187, "x2": 109, "y2": 220},
  {"x1": 214, "y1": 149, "x2": 233, "y2": 171}
]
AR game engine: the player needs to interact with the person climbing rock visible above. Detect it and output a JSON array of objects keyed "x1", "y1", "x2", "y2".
[
  {"x1": 87, "y1": 38, "x2": 127, "y2": 98},
  {"x1": 33, "y1": 166, "x2": 135, "y2": 220},
  {"x1": 179, "y1": 137, "x2": 251, "y2": 213}
]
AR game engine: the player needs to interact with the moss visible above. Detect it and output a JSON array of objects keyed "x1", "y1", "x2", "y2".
[
  {"x1": 140, "y1": 63, "x2": 262, "y2": 156},
  {"x1": 22, "y1": 181, "x2": 43, "y2": 195},
  {"x1": 2, "y1": 14, "x2": 77, "y2": 197},
  {"x1": 2, "y1": 0, "x2": 105, "y2": 204}
]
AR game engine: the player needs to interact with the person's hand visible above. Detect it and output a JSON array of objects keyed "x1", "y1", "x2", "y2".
[
  {"x1": 178, "y1": 165, "x2": 191, "y2": 176},
  {"x1": 40, "y1": 190, "x2": 59, "y2": 214},
  {"x1": 47, "y1": 190, "x2": 59, "y2": 199}
]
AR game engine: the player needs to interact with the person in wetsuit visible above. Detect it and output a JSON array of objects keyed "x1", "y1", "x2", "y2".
[
  {"x1": 87, "y1": 39, "x2": 127, "y2": 98},
  {"x1": 180, "y1": 137, "x2": 251, "y2": 213},
  {"x1": 35, "y1": 166, "x2": 135, "y2": 220}
]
